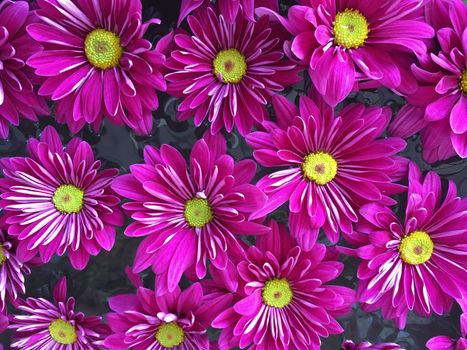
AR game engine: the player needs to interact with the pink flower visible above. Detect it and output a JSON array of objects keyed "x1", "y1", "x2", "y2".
[
  {"x1": 342, "y1": 340, "x2": 405, "y2": 350},
  {"x1": 427, "y1": 314, "x2": 467, "y2": 350},
  {"x1": 0, "y1": 126, "x2": 124, "y2": 270},
  {"x1": 112, "y1": 132, "x2": 270, "y2": 295},
  {"x1": 211, "y1": 220, "x2": 355, "y2": 350},
  {"x1": 0, "y1": 0, "x2": 48, "y2": 139},
  {"x1": 165, "y1": 6, "x2": 301, "y2": 136},
  {"x1": 390, "y1": 0, "x2": 467, "y2": 163},
  {"x1": 8, "y1": 277, "x2": 110, "y2": 349},
  {"x1": 340, "y1": 162, "x2": 467, "y2": 329},
  {"x1": 27, "y1": 0, "x2": 166, "y2": 135},
  {"x1": 246, "y1": 94, "x2": 406, "y2": 247},
  {"x1": 104, "y1": 283, "x2": 225, "y2": 350},
  {"x1": 259, "y1": 0, "x2": 434, "y2": 106}
]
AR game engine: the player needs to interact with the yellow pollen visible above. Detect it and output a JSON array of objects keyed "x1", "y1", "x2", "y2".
[
  {"x1": 399, "y1": 230, "x2": 434, "y2": 265},
  {"x1": 0, "y1": 244, "x2": 6, "y2": 265},
  {"x1": 184, "y1": 198, "x2": 213, "y2": 228},
  {"x1": 333, "y1": 9, "x2": 369, "y2": 49},
  {"x1": 460, "y1": 70, "x2": 467, "y2": 94},
  {"x1": 52, "y1": 184, "x2": 84, "y2": 214},
  {"x1": 84, "y1": 28, "x2": 123, "y2": 70},
  {"x1": 213, "y1": 49, "x2": 247, "y2": 83},
  {"x1": 302, "y1": 152, "x2": 338, "y2": 185},
  {"x1": 48, "y1": 319, "x2": 77, "y2": 345},
  {"x1": 155, "y1": 322, "x2": 185, "y2": 348},
  {"x1": 262, "y1": 278, "x2": 293, "y2": 308}
]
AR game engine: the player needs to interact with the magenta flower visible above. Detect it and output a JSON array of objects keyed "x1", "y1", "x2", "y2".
[
  {"x1": 178, "y1": 0, "x2": 279, "y2": 24},
  {"x1": 27, "y1": 0, "x2": 166, "y2": 135},
  {"x1": 211, "y1": 220, "x2": 355, "y2": 350},
  {"x1": 390, "y1": 0, "x2": 466, "y2": 162},
  {"x1": 0, "y1": 0, "x2": 48, "y2": 139},
  {"x1": 112, "y1": 132, "x2": 269, "y2": 295},
  {"x1": 0, "y1": 126, "x2": 124, "y2": 270},
  {"x1": 246, "y1": 95, "x2": 406, "y2": 247},
  {"x1": 340, "y1": 163, "x2": 467, "y2": 329},
  {"x1": 104, "y1": 283, "x2": 225, "y2": 349},
  {"x1": 8, "y1": 277, "x2": 109, "y2": 349},
  {"x1": 427, "y1": 313, "x2": 467, "y2": 350},
  {"x1": 260, "y1": 0, "x2": 434, "y2": 106},
  {"x1": 165, "y1": 6, "x2": 301, "y2": 136},
  {"x1": 342, "y1": 340, "x2": 405, "y2": 350}
]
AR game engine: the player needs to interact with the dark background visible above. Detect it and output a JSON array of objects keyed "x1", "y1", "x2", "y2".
[{"x1": 1, "y1": 0, "x2": 465, "y2": 349}]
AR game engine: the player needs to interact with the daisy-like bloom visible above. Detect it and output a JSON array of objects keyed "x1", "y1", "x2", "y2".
[
  {"x1": 342, "y1": 340, "x2": 405, "y2": 350},
  {"x1": 8, "y1": 277, "x2": 109, "y2": 349},
  {"x1": 165, "y1": 6, "x2": 301, "y2": 136},
  {"x1": 112, "y1": 132, "x2": 269, "y2": 295},
  {"x1": 389, "y1": 0, "x2": 466, "y2": 162},
  {"x1": 259, "y1": 0, "x2": 434, "y2": 106},
  {"x1": 178, "y1": 0, "x2": 279, "y2": 24},
  {"x1": 427, "y1": 313, "x2": 467, "y2": 350},
  {"x1": 211, "y1": 220, "x2": 355, "y2": 350},
  {"x1": 340, "y1": 162, "x2": 467, "y2": 329},
  {"x1": 0, "y1": 0, "x2": 48, "y2": 139},
  {"x1": 104, "y1": 283, "x2": 225, "y2": 349},
  {"x1": 0, "y1": 126, "x2": 123, "y2": 270},
  {"x1": 246, "y1": 94, "x2": 406, "y2": 247},
  {"x1": 27, "y1": 0, "x2": 166, "y2": 135}
]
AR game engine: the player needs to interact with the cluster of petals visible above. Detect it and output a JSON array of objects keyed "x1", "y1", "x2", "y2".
[
  {"x1": 342, "y1": 340, "x2": 405, "y2": 350},
  {"x1": 427, "y1": 313, "x2": 467, "y2": 350}
]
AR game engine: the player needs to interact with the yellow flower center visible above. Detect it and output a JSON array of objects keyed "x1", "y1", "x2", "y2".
[
  {"x1": 399, "y1": 230, "x2": 434, "y2": 265},
  {"x1": 460, "y1": 70, "x2": 467, "y2": 94},
  {"x1": 52, "y1": 185, "x2": 84, "y2": 214},
  {"x1": 333, "y1": 9, "x2": 369, "y2": 49},
  {"x1": 48, "y1": 319, "x2": 77, "y2": 345},
  {"x1": 302, "y1": 152, "x2": 338, "y2": 185},
  {"x1": 213, "y1": 49, "x2": 247, "y2": 83},
  {"x1": 0, "y1": 244, "x2": 6, "y2": 265},
  {"x1": 84, "y1": 28, "x2": 123, "y2": 70},
  {"x1": 262, "y1": 278, "x2": 293, "y2": 308},
  {"x1": 155, "y1": 322, "x2": 185, "y2": 348},
  {"x1": 184, "y1": 198, "x2": 213, "y2": 228}
]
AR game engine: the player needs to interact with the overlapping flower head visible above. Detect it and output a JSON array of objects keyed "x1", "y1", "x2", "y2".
[
  {"x1": 112, "y1": 132, "x2": 270, "y2": 295},
  {"x1": 165, "y1": 5, "x2": 301, "y2": 135},
  {"x1": 27, "y1": 0, "x2": 166, "y2": 135},
  {"x1": 342, "y1": 340, "x2": 405, "y2": 350},
  {"x1": 211, "y1": 220, "x2": 355, "y2": 350},
  {"x1": 0, "y1": 0, "x2": 48, "y2": 139},
  {"x1": 340, "y1": 162, "x2": 467, "y2": 328},
  {"x1": 390, "y1": 0, "x2": 466, "y2": 163},
  {"x1": 259, "y1": 0, "x2": 434, "y2": 106},
  {"x1": 247, "y1": 94, "x2": 407, "y2": 247},
  {"x1": 0, "y1": 126, "x2": 123, "y2": 270},
  {"x1": 427, "y1": 313, "x2": 467, "y2": 350},
  {"x1": 8, "y1": 277, "x2": 109, "y2": 349}
]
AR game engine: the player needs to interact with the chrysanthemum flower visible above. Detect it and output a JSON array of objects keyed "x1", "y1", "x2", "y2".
[
  {"x1": 341, "y1": 163, "x2": 467, "y2": 329},
  {"x1": 165, "y1": 6, "x2": 301, "y2": 136},
  {"x1": 211, "y1": 220, "x2": 355, "y2": 350},
  {"x1": 389, "y1": 0, "x2": 466, "y2": 162},
  {"x1": 178, "y1": 0, "x2": 279, "y2": 24},
  {"x1": 0, "y1": 126, "x2": 123, "y2": 270},
  {"x1": 104, "y1": 283, "x2": 225, "y2": 349},
  {"x1": 0, "y1": 0, "x2": 48, "y2": 139},
  {"x1": 246, "y1": 95, "x2": 406, "y2": 247},
  {"x1": 342, "y1": 340, "x2": 405, "y2": 350},
  {"x1": 259, "y1": 0, "x2": 434, "y2": 106},
  {"x1": 27, "y1": 0, "x2": 166, "y2": 135},
  {"x1": 112, "y1": 132, "x2": 269, "y2": 295},
  {"x1": 8, "y1": 277, "x2": 109, "y2": 349},
  {"x1": 427, "y1": 313, "x2": 467, "y2": 350}
]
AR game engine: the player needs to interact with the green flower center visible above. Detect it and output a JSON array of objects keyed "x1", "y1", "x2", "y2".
[
  {"x1": 52, "y1": 185, "x2": 84, "y2": 214},
  {"x1": 48, "y1": 319, "x2": 77, "y2": 345},
  {"x1": 333, "y1": 9, "x2": 369, "y2": 49},
  {"x1": 0, "y1": 244, "x2": 6, "y2": 265},
  {"x1": 155, "y1": 322, "x2": 185, "y2": 348},
  {"x1": 399, "y1": 230, "x2": 434, "y2": 265},
  {"x1": 213, "y1": 49, "x2": 247, "y2": 83},
  {"x1": 262, "y1": 278, "x2": 293, "y2": 308},
  {"x1": 302, "y1": 152, "x2": 338, "y2": 185},
  {"x1": 184, "y1": 198, "x2": 213, "y2": 228},
  {"x1": 84, "y1": 28, "x2": 123, "y2": 70},
  {"x1": 460, "y1": 70, "x2": 467, "y2": 94}
]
